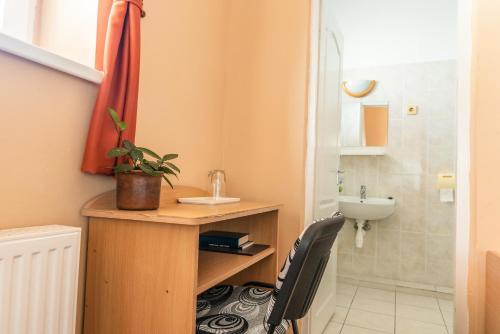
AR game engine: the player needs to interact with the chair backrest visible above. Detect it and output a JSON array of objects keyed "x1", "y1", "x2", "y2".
[{"x1": 266, "y1": 213, "x2": 345, "y2": 326}]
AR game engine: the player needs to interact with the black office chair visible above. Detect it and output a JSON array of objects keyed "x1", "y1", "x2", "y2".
[{"x1": 196, "y1": 212, "x2": 345, "y2": 334}]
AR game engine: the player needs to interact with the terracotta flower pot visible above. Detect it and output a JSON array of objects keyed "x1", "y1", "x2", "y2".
[{"x1": 116, "y1": 171, "x2": 162, "y2": 210}]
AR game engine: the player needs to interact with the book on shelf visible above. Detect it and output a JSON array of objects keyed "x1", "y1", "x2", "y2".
[
  {"x1": 199, "y1": 244, "x2": 269, "y2": 257},
  {"x1": 239, "y1": 241, "x2": 255, "y2": 250},
  {"x1": 199, "y1": 230, "x2": 249, "y2": 249}
]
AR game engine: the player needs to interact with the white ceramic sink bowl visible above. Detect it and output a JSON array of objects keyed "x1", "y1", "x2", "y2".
[{"x1": 339, "y1": 196, "x2": 396, "y2": 221}]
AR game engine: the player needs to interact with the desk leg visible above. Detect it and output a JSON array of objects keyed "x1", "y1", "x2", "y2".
[{"x1": 84, "y1": 218, "x2": 199, "y2": 334}]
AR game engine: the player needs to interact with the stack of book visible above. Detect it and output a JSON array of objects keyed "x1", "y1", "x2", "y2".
[{"x1": 199, "y1": 231, "x2": 268, "y2": 256}]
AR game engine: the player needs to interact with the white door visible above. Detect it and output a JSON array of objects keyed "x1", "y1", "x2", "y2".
[{"x1": 309, "y1": 2, "x2": 343, "y2": 332}]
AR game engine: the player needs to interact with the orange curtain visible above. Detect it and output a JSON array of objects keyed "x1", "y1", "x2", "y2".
[{"x1": 81, "y1": 0, "x2": 143, "y2": 174}]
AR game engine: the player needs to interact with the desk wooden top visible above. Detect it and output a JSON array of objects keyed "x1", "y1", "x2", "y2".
[{"x1": 81, "y1": 186, "x2": 282, "y2": 225}]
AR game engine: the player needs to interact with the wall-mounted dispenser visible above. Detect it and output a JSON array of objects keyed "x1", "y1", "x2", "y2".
[{"x1": 437, "y1": 173, "x2": 456, "y2": 203}]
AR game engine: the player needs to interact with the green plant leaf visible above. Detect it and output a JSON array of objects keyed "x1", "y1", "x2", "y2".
[
  {"x1": 146, "y1": 160, "x2": 161, "y2": 169},
  {"x1": 107, "y1": 147, "x2": 129, "y2": 158},
  {"x1": 162, "y1": 153, "x2": 178, "y2": 161},
  {"x1": 138, "y1": 163, "x2": 156, "y2": 176},
  {"x1": 162, "y1": 175, "x2": 174, "y2": 188},
  {"x1": 107, "y1": 108, "x2": 127, "y2": 132},
  {"x1": 138, "y1": 164, "x2": 155, "y2": 175},
  {"x1": 122, "y1": 140, "x2": 136, "y2": 150},
  {"x1": 113, "y1": 163, "x2": 134, "y2": 173},
  {"x1": 163, "y1": 161, "x2": 180, "y2": 173},
  {"x1": 137, "y1": 147, "x2": 161, "y2": 160},
  {"x1": 160, "y1": 166, "x2": 178, "y2": 179},
  {"x1": 129, "y1": 148, "x2": 144, "y2": 163}
]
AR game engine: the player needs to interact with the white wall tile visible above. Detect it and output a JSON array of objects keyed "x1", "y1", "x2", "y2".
[
  {"x1": 338, "y1": 60, "x2": 456, "y2": 289},
  {"x1": 352, "y1": 255, "x2": 376, "y2": 276}
]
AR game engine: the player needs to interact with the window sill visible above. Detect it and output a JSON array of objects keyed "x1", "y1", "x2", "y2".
[{"x1": 0, "y1": 33, "x2": 103, "y2": 84}]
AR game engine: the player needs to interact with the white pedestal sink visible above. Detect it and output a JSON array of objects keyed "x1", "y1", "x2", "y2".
[{"x1": 339, "y1": 195, "x2": 396, "y2": 248}]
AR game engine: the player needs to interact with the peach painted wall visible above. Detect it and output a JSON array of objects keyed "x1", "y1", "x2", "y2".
[
  {"x1": 468, "y1": 0, "x2": 500, "y2": 332},
  {"x1": 221, "y1": 0, "x2": 311, "y2": 263},
  {"x1": 0, "y1": 51, "x2": 114, "y2": 332},
  {"x1": 135, "y1": 0, "x2": 228, "y2": 188}
]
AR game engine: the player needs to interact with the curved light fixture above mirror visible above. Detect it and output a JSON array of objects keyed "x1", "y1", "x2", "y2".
[{"x1": 342, "y1": 80, "x2": 377, "y2": 98}]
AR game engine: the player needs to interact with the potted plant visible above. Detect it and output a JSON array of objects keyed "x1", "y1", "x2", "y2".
[{"x1": 107, "y1": 108, "x2": 180, "y2": 210}]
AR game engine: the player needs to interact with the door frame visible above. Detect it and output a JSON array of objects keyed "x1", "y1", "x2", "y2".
[
  {"x1": 304, "y1": 0, "x2": 473, "y2": 333},
  {"x1": 455, "y1": 0, "x2": 473, "y2": 332},
  {"x1": 303, "y1": 0, "x2": 343, "y2": 332}
]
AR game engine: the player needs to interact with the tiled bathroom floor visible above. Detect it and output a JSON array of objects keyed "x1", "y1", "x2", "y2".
[{"x1": 323, "y1": 280, "x2": 454, "y2": 334}]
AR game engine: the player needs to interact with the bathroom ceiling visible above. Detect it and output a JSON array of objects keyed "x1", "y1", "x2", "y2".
[{"x1": 332, "y1": 0, "x2": 458, "y2": 69}]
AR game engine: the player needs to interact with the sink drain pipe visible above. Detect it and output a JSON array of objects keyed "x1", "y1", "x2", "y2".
[{"x1": 354, "y1": 220, "x2": 371, "y2": 248}]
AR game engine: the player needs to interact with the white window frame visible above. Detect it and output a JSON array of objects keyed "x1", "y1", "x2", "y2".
[
  {"x1": 0, "y1": 0, "x2": 102, "y2": 84},
  {"x1": 0, "y1": 0, "x2": 39, "y2": 44},
  {"x1": 0, "y1": 0, "x2": 5, "y2": 29}
]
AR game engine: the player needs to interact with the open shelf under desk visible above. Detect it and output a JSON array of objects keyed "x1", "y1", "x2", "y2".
[{"x1": 197, "y1": 247, "x2": 276, "y2": 294}]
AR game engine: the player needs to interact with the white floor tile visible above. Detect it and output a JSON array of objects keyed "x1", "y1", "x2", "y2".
[
  {"x1": 345, "y1": 309, "x2": 394, "y2": 333},
  {"x1": 441, "y1": 310, "x2": 454, "y2": 327},
  {"x1": 396, "y1": 292, "x2": 439, "y2": 309},
  {"x1": 438, "y1": 298, "x2": 454, "y2": 312},
  {"x1": 323, "y1": 321, "x2": 342, "y2": 334},
  {"x1": 338, "y1": 283, "x2": 358, "y2": 296},
  {"x1": 351, "y1": 296, "x2": 395, "y2": 316},
  {"x1": 337, "y1": 293, "x2": 355, "y2": 307},
  {"x1": 341, "y1": 325, "x2": 389, "y2": 334},
  {"x1": 332, "y1": 306, "x2": 349, "y2": 323},
  {"x1": 396, "y1": 318, "x2": 448, "y2": 334},
  {"x1": 327, "y1": 280, "x2": 454, "y2": 334},
  {"x1": 356, "y1": 287, "x2": 395, "y2": 303},
  {"x1": 396, "y1": 304, "x2": 445, "y2": 325}
]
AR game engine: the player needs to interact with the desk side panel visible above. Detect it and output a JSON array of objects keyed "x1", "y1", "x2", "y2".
[{"x1": 84, "y1": 218, "x2": 199, "y2": 334}]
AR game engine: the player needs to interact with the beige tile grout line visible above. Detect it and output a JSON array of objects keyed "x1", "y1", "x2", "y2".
[
  {"x1": 339, "y1": 284, "x2": 359, "y2": 334},
  {"x1": 393, "y1": 289, "x2": 397, "y2": 334},
  {"x1": 436, "y1": 297, "x2": 452, "y2": 334},
  {"x1": 340, "y1": 283, "x2": 398, "y2": 334}
]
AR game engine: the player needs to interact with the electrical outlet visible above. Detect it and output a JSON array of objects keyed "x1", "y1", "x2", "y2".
[{"x1": 407, "y1": 105, "x2": 418, "y2": 115}]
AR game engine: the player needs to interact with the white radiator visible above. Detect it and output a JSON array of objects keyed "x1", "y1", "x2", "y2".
[{"x1": 0, "y1": 225, "x2": 81, "y2": 334}]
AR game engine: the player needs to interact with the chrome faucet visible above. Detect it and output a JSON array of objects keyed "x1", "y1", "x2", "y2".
[{"x1": 360, "y1": 185, "x2": 367, "y2": 199}]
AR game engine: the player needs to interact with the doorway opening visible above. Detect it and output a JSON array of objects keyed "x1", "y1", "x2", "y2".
[{"x1": 305, "y1": 0, "x2": 470, "y2": 333}]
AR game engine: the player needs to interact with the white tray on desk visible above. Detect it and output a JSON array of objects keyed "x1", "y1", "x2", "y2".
[{"x1": 177, "y1": 197, "x2": 241, "y2": 205}]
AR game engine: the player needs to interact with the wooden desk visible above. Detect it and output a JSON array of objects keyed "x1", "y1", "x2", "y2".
[{"x1": 82, "y1": 186, "x2": 281, "y2": 334}]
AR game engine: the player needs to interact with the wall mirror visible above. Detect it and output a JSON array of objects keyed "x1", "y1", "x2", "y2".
[{"x1": 340, "y1": 102, "x2": 389, "y2": 149}]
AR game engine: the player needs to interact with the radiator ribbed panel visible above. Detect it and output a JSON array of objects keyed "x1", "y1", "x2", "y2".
[{"x1": 0, "y1": 226, "x2": 81, "y2": 334}]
